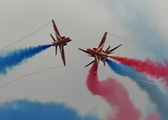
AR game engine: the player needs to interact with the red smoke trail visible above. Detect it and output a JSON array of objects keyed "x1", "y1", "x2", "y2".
[
  {"x1": 87, "y1": 71, "x2": 140, "y2": 119},
  {"x1": 86, "y1": 63, "x2": 160, "y2": 120},
  {"x1": 110, "y1": 56, "x2": 168, "y2": 84}
]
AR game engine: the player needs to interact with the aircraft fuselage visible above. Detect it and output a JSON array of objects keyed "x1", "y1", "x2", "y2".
[
  {"x1": 52, "y1": 37, "x2": 72, "y2": 46},
  {"x1": 87, "y1": 48, "x2": 108, "y2": 57}
]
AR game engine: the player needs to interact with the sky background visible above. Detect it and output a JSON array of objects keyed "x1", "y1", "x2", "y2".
[{"x1": 0, "y1": 0, "x2": 168, "y2": 119}]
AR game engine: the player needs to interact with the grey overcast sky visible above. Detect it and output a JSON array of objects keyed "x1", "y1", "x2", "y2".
[{"x1": 0, "y1": 0, "x2": 168, "y2": 119}]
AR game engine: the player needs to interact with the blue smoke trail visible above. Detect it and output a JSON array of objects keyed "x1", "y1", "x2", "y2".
[
  {"x1": 0, "y1": 44, "x2": 52, "y2": 75},
  {"x1": 0, "y1": 99, "x2": 99, "y2": 120},
  {"x1": 106, "y1": 58, "x2": 168, "y2": 120}
]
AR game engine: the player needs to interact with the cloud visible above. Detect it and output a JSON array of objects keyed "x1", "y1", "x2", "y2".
[{"x1": 104, "y1": 0, "x2": 168, "y2": 60}]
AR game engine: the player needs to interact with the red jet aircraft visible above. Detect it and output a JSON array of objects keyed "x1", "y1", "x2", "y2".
[
  {"x1": 78, "y1": 32, "x2": 107, "y2": 75},
  {"x1": 85, "y1": 44, "x2": 122, "y2": 67},
  {"x1": 50, "y1": 19, "x2": 72, "y2": 66},
  {"x1": 78, "y1": 32, "x2": 122, "y2": 75}
]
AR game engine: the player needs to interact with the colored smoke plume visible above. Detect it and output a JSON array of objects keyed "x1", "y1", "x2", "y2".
[
  {"x1": 87, "y1": 63, "x2": 143, "y2": 120},
  {"x1": 0, "y1": 99, "x2": 99, "y2": 120},
  {"x1": 106, "y1": 58, "x2": 168, "y2": 119},
  {"x1": 0, "y1": 44, "x2": 51, "y2": 75},
  {"x1": 110, "y1": 56, "x2": 168, "y2": 84}
]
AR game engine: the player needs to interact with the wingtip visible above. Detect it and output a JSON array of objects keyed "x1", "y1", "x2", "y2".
[
  {"x1": 52, "y1": 20, "x2": 55, "y2": 25},
  {"x1": 63, "y1": 61, "x2": 66, "y2": 66}
]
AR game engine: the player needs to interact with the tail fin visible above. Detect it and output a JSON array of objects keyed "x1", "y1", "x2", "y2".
[
  {"x1": 100, "y1": 46, "x2": 111, "y2": 66},
  {"x1": 55, "y1": 46, "x2": 57, "y2": 55},
  {"x1": 50, "y1": 34, "x2": 57, "y2": 55},
  {"x1": 108, "y1": 44, "x2": 122, "y2": 54},
  {"x1": 103, "y1": 58, "x2": 106, "y2": 66},
  {"x1": 105, "y1": 46, "x2": 111, "y2": 53},
  {"x1": 50, "y1": 34, "x2": 56, "y2": 42}
]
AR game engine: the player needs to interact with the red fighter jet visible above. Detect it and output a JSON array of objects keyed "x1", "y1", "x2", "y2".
[
  {"x1": 78, "y1": 32, "x2": 107, "y2": 75},
  {"x1": 50, "y1": 20, "x2": 72, "y2": 66},
  {"x1": 85, "y1": 44, "x2": 122, "y2": 67},
  {"x1": 78, "y1": 32, "x2": 122, "y2": 75}
]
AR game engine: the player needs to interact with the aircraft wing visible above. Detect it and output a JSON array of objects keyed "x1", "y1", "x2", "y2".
[
  {"x1": 50, "y1": 34, "x2": 56, "y2": 42},
  {"x1": 84, "y1": 60, "x2": 94, "y2": 68},
  {"x1": 60, "y1": 44, "x2": 66, "y2": 66},
  {"x1": 52, "y1": 19, "x2": 61, "y2": 41},
  {"x1": 97, "y1": 32, "x2": 107, "y2": 52},
  {"x1": 78, "y1": 48, "x2": 93, "y2": 55}
]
